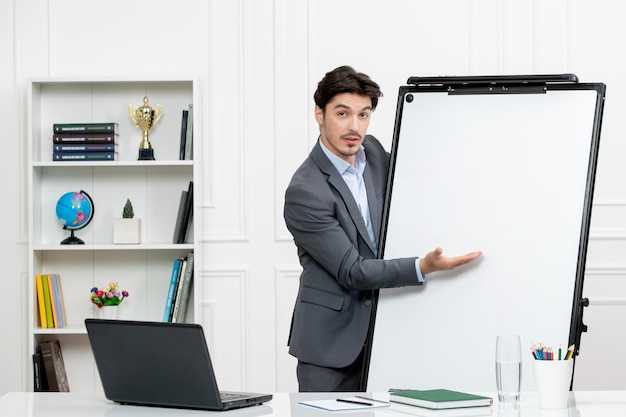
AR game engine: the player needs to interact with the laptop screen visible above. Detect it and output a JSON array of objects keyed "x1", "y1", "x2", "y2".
[{"x1": 85, "y1": 319, "x2": 227, "y2": 410}]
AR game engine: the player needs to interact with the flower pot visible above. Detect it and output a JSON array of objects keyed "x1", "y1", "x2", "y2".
[
  {"x1": 97, "y1": 305, "x2": 119, "y2": 320},
  {"x1": 113, "y1": 218, "x2": 141, "y2": 244}
]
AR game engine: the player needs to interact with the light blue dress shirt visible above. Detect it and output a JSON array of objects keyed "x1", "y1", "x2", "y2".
[{"x1": 319, "y1": 139, "x2": 424, "y2": 282}]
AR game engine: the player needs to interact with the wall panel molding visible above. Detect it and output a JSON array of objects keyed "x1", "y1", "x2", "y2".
[
  {"x1": 274, "y1": 266, "x2": 300, "y2": 391},
  {"x1": 204, "y1": 0, "x2": 247, "y2": 241},
  {"x1": 273, "y1": 0, "x2": 311, "y2": 243},
  {"x1": 200, "y1": 268, "x2": 247, "y2": 389},
  {"x1": 586, "y1": 264, "x2": 626, "y2": 274},
  {"x1": 588, "y1": 298, "x2": 626, "y2": 306}
]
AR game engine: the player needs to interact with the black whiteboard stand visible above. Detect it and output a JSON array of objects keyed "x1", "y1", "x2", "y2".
[{"x1": 362, "y1": 74, "x2": 605, "y2": 393}]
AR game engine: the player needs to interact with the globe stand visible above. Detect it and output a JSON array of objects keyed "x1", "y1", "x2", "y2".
[{"x1": 60, "y1": 229, "x2": 85, "y2": 245}]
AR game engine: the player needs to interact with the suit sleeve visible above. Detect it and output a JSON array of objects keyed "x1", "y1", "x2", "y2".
[{"x1": 284, "y1": 178, "x2": 420, "y2": 291}]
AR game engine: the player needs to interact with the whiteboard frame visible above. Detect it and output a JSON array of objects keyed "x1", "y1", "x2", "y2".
[{"x1": 364, "y1": 75, "x2": 606, "y2": 392}]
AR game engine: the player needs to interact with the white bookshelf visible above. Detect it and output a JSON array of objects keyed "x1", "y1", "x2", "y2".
[{"x1": 27, "y1": 78, "x2": 201, "y2": 393}]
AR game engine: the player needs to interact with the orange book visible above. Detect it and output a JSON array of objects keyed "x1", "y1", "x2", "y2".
[{"x1": 35, "y1": 275, "x2": 47, "y2": 328}]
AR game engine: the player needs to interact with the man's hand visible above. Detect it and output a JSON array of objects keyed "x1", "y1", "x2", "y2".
[{"x1": 419, "y1": 247, "x2": 483, "y2": 276}]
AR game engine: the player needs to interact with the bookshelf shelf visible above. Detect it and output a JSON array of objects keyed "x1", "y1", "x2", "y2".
[
  {"x1": 27, "y1": 78, "x2": 200, "y2": 393},
  {"x1": 33, "y1": 243, "x2": 194, "y2": 251},
  {"x1": 33, "y1": 160, "x2": 193, "y2": 168},
  {"x1": 33, "y1": 325, "x2": 87, "y2": 336}
]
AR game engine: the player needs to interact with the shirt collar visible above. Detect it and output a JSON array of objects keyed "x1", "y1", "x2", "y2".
[{"x1": 319, "y1": 137, "x2": 366, "y2": 175}]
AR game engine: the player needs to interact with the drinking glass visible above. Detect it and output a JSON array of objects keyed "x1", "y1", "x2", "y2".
[{"x1": 495, "y1": 335, "x2": 521, "y2": 403}]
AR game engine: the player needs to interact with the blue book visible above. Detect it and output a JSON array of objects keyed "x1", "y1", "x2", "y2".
[
  {"x1": 52, "y1": 151, "x2": 118, "y2": 161},
  {"x1": 49, "y1": 274, "x2": 64, "y2": 328},
  {"x1": 163, "y1": 259, "x2": 183, "y2": 322},
  {"x1": 53, "y1": 143, "x2": 118, "y2": 153}
]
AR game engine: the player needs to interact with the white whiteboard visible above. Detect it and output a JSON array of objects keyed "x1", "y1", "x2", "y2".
[{"x1": 367, "y1": 83, "x2": 603, "y2": 393}]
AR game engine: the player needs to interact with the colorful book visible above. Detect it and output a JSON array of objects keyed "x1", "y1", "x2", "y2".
[
  {"x1": 163, "y1": 258, "x2": 183, "y2": 322},
  {"x1": 47, "y1": 274, "x2": 59, "y2": 328},
  {"x1": 49, "y1": 274, "x2": 65, "y2": 328},
  {"x1": 170, "y1": 258, "x2": 188, "y2": 322},
  {"x1": 53, "y1": 122, "x2": 118, "y2": 134},
  {"x1": 53, "y1": 143, "x2": 118, "y2": 153},
  {"x1": 174, "y1": 251, "x2": 194, "y2": 323},
  {"x1": 35, "y1": 275, "x2": 47, "y2": 328},
  {"x1": 52, "y1": 133, "x2": 118, "y2": 144},
  {"x1": 55, "y1": 274, "x2": 68, "y2": 329},
  {"x1": 39, "y1": 340, "x2": 70, "y2": 392},
  {"x1": 389, "y1": 389, "x2": 492, "y2": 410},
  {"x1": 41, "y1": 275, "x2": 54, "y2": 329},
  {"x1": 53, "y1": 151, "x2": 118, "y2": 161}
]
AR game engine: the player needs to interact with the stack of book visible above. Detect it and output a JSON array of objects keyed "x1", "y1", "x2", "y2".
[
  {"x1": 163, "y1": 251, "x2": 195, "y2": 323},
  {"x1": 389, "y1": 389, "x2": 493, "y2": 416},
  {"x1": 33, "y1": 340, "x2": 70, "y2": 392},
  {"x1": 35, "y1": 274, "x2": 67, "y2": 329},
  {"x1": 52, "y1": 122, "x2": 119, "y2": 161}
]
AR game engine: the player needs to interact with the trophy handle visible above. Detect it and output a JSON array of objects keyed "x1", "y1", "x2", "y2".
[
  {"x1": 153, "y1": 104, "x2": 163, "y2": 125},
  {"x1": 128, "y1": 105, "x2": 137, "y2": 125}
]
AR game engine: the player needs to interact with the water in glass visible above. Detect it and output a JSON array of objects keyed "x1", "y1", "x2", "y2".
[
  {"x1": 496, "y1": 360, "x2": 521, "y2": 403},
  {"x1": 495, "y1": 335, "x2": 521, "y2": 404}
]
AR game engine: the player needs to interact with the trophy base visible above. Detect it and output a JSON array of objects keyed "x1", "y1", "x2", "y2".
[{"x1": 138, "y1": 148, "x2": 155, "y2": 160}]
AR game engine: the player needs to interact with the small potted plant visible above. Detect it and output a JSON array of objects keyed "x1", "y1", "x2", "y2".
[
  {"x1": 113, "y1": 198, "x2": 141, "y2": 244},
  {"x1": 90, "y1": 282, "x2": 129, "y2": 319}
]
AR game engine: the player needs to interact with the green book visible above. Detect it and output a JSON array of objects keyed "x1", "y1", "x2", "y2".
[
  {"x1": 41, "y1": 275, "x2": 54, "y2": 329},
  {"x1": 389, "y1": 389, "x2": 492, "y2": 410}
]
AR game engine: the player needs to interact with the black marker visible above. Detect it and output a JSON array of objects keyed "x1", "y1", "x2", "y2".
[
  {"x1": 336, "y1": 398, "x2": 373, "y2": 406},
  {"x1": 355, "y1": 395, "x2": 389, "y2": 405}
]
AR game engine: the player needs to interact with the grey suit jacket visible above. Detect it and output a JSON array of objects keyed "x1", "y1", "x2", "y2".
[{"x1": 284, "y1": 135, "x2": 421, "y2": 368}]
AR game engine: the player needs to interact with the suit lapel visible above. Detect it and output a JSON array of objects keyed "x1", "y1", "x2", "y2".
[
  {"x1": 363, "y1": 166, "x2": 381, "y2": 251},
  {"x1": 311, "y1": 143, "x2": 377, "y2": 255}
]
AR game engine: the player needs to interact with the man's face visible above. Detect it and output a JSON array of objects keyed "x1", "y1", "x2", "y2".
[{"x1": 315, "y1": 92, "x2": 372, "y2": 166}]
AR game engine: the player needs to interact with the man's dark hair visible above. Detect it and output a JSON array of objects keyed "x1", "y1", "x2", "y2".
[{"x1": 314, "y1": 66, "x2": 383, "y2": 112}]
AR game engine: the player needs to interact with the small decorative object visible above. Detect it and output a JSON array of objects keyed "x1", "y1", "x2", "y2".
[
  {"x1": 122, "y1": 198, "x2": 134, "y2": 218},
  {"x1": 128, "y1": 96, "x2": 163, "y2": 160},
  {"x1": 55, "y1": 190, "x2": 95, "y2": 245},
  {"x1": 113, "y1": 198, "x2": 141, "y2": 244},
  {"x1": 90, "y1": 282, "x2": 129, "y2": 320}
]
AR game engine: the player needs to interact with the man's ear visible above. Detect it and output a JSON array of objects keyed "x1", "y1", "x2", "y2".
[{"x1": 314, "y1": 105, "x2": 324, "y2": 126}]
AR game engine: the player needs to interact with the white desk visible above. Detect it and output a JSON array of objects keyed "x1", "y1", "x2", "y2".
[{"x1": 1, "y1": 391, "x2": 625, "y2": 416}]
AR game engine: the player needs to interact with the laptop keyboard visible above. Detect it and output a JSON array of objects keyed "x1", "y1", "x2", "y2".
[{"x1": 220, "y1": 392, "x2": 249, "y2": 402}]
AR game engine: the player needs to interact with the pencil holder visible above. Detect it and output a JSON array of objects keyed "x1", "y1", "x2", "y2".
[{"x1": 533, "y1": 359, "x2": 573, "y2": 409}]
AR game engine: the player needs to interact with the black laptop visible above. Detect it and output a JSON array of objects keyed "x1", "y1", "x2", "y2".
[{"x1": 85, "y1": 319, "x2": 272, "y2": 411}]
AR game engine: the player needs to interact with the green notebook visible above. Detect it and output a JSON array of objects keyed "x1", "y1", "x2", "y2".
[{"x1": 389, "y1": 389, "x2": 493, "y2": 410}]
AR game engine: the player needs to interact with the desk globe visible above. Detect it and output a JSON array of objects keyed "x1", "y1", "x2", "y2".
[{"x1": 55, "y1": 190, "x2": 94, "y2": 244}]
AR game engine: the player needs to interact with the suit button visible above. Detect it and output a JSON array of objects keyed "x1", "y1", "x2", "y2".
[{"x1": 365, "y1": 299, "x2": 372, "y2": 306}]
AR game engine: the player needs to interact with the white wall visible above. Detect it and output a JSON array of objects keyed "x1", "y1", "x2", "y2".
[{"x1": 2, "y1": 0, "x2": 626, "y2": 396}]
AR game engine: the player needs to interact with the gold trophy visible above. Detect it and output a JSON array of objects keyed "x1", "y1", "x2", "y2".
[{"x1": 128, "y1": 96, "x2": 163, "y2": 160}]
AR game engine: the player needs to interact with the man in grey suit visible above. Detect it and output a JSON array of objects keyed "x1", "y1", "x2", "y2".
[{"x1": 284, "y1": 66, "x2": 482, "y2": 392}]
